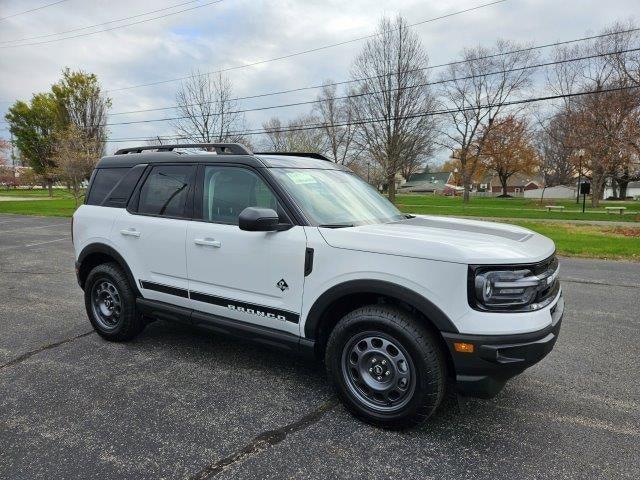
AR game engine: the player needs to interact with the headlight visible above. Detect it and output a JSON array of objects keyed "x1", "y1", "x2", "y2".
[{"x1": 468, "y1": 256, "x2": 560, "y2": 312}]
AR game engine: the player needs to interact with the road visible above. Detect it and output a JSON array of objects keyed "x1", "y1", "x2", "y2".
[{"x1": 0, "y1": 214, "x2": 638, "y2": 480}]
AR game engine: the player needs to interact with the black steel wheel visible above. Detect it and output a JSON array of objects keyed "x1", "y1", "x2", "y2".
[
  {"x1": 326, "y1": 305, "x2": 446, "y2": 429},
  {"x1": 341, "y1": 332, "x2": 416, "y2": 413},
  {"x1": 84, "y1": 262, "x2": 145, "y2": 341}
]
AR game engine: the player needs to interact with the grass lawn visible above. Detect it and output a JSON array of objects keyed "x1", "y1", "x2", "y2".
[
  {"x1": 397, "y1": 194, "x2": 640, "y2": 222},
  {"x1": 1, "y1": 191, "x2": 638, "y2": 260},
  {"x1": 496, "y1": 221, "x2": 640, "y2": 261}
]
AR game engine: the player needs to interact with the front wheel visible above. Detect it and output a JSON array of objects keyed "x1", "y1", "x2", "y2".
[
  {"x1": 84, "y1": 262, "x2": 145, "y2": 341},
  {"x1": 325, "y1": 305, "x2": 446, "y2": 429}
]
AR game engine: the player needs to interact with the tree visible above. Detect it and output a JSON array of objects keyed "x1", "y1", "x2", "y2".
[
  {"x1": 172, "y1": 70, "x2": 249, "y2": 145},
  {"x1": 535, "y1": 113, "x2": 576, "y2": 188},
  {"x1": 480, "y1": 115, "x2": 538, "y2": 196},
  {"x1": 52, "y1": 125, "x2": 97, "y2": 206},
  {"x1": 261, "y1": 114, "x2": 326, "y2": 152},
  {"x1": 5, "y1": 93, "x2": 59, "y2": 196},
  {"x1": 349, "y1": 15, "x2": 438, "y2": 202},
  {"x1": 51, "y1": 68, "x2": 111, "y2": 157},
  {"x1": 439, "y1": 40, "x2": 538, "y2": 203},
  {"x1": 313, "y1": 82, "x2": 360, "y2": 165},
  {"x1": 547, "y1": 26, "x2": 640, "y2": 206}
]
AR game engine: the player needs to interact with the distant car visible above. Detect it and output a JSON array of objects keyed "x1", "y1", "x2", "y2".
[{"x1": 73, "y1": 143, "x2": 563, "y2": 428}]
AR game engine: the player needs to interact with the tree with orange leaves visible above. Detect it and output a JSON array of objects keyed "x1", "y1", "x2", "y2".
[{"x1": 479, "y1": 115, "x2": 538, "y2": 197}]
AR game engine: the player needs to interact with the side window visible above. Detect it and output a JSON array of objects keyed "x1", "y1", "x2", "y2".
[
  {"x1": 202, "y1": 166, "x2": 279, "y2": 224},
  {"x1": 137, "y1": 165, "x2": 195, "y2": 218},
  {"x1": 86, "y1": 168, "x2": 129, "y2": 205}
]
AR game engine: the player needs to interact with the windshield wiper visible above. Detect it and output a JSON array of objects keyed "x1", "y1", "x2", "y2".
[{"x1": 318, "y1": 223, "x2": 354, "y2": 229}]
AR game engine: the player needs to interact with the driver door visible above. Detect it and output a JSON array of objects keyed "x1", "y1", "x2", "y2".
[{"x1": 186, "y1": 165, "x2": 307, "y2": 335}]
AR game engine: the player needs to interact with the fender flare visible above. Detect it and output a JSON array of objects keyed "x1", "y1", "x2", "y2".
[
  {"x1": 303, "y1": 279, "x2": 459, "y2": 339},
  {"x1": 77, "y1": 243, "x2": 140, "y2": 296}
]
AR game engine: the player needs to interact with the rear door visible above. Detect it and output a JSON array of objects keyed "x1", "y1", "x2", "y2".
[
  {"x1": 112, "y1": 163, "x2": 196, "y2": 308},
  {"x1": 185, "y1": 165, "x2": 307, "y2": 335}
]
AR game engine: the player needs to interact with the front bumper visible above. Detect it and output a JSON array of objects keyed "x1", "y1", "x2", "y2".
[{"x1": 442, "y1": 292, "x2": 564, "y2": 398}]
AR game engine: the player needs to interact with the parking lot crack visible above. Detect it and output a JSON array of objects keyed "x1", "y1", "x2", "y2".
[
  {"x1": 0, "y1": 331, "x2": 94, "y2": 371},
  {"x1": 189, "y1": 400, "x2": 338, "y2": 479}
]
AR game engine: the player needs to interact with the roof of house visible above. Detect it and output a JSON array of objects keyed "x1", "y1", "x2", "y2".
[
  {"x1": 401, "y1": 171, "x2": 452, "y2": 191},
  {"x1": 490, "y1": 173, "x2": 543, "y2": 187}
]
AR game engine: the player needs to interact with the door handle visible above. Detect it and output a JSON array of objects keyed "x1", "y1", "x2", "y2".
[
  {"x1": 194, "y1": 238, "x2": 221, "y2": 248},
  {"x1": 120, "y1": 228, "x2": 141, "y2": 238}
]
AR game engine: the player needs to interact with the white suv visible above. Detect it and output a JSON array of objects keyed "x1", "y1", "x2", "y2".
[{"x1": 73, "y1": 143, "x2": 563, "y2": 428}]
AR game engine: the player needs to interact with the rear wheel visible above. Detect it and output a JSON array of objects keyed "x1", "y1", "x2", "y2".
[
  {"x1": 325, "y1": 305, "x2": 446, "y2": 429},
  {"x1": 84, "y1": 262, "x2": 144, "y2": 341}
]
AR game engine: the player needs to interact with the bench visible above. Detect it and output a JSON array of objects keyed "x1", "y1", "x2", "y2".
[
  {"x1": 545, "y1": 205, "x2": 565, "y2": 212},
  {"x1": 605, "y1": 206, "x2": 627, "y2": 215}
]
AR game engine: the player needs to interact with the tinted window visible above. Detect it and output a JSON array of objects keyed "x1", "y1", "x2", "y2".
[
  {"x1": 202, "y1": 166, "x2": 278, "y2": 224},
  {"x1": 86, "y1": 168, "x2": 128, "y2": 206},
  {"x1": 138, "y1": 165, "x2": 195, "y2": 218}
]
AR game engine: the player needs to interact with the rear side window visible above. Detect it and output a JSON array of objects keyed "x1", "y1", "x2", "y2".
[
  {"x1": 86, "y1": 168, "x2": 128, "y2": 205},
  {"x1": 137, "y1": 165, "x2": 195, "y2": 218}
]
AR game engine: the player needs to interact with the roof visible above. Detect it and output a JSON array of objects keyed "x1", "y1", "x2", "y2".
[
  {"x1": 96, "y1": 151, "x2": 349, "y2": 170},
  {"x1": 490, "y1": 173, "x2": 543, "y2": 187}
]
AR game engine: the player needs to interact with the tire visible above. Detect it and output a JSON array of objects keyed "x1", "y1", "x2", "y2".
[
  {"x1": 325, "y1": 305, "x2": 446, "y2": 429},
  {"x1": 84, "y1": 262, "x2": 145, "y2": 341}
]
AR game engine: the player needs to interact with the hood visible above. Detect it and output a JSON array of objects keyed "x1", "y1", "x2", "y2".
[{"x1": 317, "y1": 215, "x2": 555, "y2": 265}]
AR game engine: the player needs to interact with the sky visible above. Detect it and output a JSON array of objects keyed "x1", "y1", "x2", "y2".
[{"x1": 0, "y1": 0, "x2": 638, "y2": 161}]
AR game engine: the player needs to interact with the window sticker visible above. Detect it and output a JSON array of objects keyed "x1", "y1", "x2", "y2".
[{"x1": 286, "y1": 171, "x2": 317, "y2": 184}]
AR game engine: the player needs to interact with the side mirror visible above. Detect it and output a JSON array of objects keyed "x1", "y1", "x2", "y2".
[{"x1": 238, "y1": 207, "x2": 290, "y2": 232}]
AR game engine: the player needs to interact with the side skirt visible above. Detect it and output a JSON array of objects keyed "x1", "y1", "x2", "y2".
[{"x1": 136, "y1": 298, "x2": 315, "y2": 360}]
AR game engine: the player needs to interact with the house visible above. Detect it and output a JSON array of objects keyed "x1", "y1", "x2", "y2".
[
  {"x1": 489, "y1": 173, "x2": 542, "y2": 195},
  {"x1": 524, "y1": 185, "x2": 577, "y2": 199},
  {"x1": 399, "y1": 171, "x2": 453, "y2": 193}
]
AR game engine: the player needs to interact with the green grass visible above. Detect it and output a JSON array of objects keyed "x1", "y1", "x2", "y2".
[
  {"x1": 0, "y1": 188, "x2": 77, "y2": 198},
  {"x1": 1, "y1": 191, "x2": 638, "y2": 260},
  {"x1": 506, "y1": 221, "x2": 640, "y2": 261},
  {"x1": 397, "y1": 194, "x2": 640, "y2": 222},
  {"x1": 0, "y1": 197, "x2": 80, "y2": 216}
]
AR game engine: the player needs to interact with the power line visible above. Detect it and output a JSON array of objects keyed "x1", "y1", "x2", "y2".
[
  {"x1": 0, "y1": 0, "x2": 224, "y2": 48},
  {"x1": 98, "y1": 46, "x2": 640, "y2": 128},
  {"x1": 108, "y1": 26, "x2": 640, "y2": 116},
  {"x1": 105, "y1": 0, "x2": 509, "y2": 93},
  {"x1": 0, "y1": 0, "x2": 68, "y2": 22},
  {"x1": 104, "y1": 84, "x2": 640, "y2": 142},
  {"x1": 0, "y1": 0, "x2": 203, "y2": 44}
]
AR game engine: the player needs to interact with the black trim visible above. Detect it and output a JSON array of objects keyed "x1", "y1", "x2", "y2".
[
  {"x1": 136, "y1": 298, "x2": 314, "y2": 359},
  {"x1": 190, "y1": 290, "x2": 300, "y2": 324},
  {"x1": 304, "y1": 279, "x2": 459, "y2": 338},
  {"x1": 304, "y1": 248, "x2": 314, "y2": 276},
  {"x1": 442, "y1": 292, "x2": 564, "y2": 398},
  {"x1": 140, "y1": 280, "x2": 189, "y2": 298},
  {"x1": 138, "y1": 279, "x2": 300, "y2": 324}
]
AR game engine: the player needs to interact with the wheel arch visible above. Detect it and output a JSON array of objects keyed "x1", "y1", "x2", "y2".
[
  {"x1": 77, "y1": 243, "x2": 140, "y2": 296},
  {"x1": 304, "y1": 280, "x2": 459, "y2": 365}
]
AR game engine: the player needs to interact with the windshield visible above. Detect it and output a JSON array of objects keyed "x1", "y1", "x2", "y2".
[{"x1": 271, "y1": 168, "x2": 405, "y2": 226}]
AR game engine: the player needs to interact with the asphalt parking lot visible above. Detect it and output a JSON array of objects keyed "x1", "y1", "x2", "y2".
[{"x1": 1, "y1": 213, "x2": 638, "y2": 480}]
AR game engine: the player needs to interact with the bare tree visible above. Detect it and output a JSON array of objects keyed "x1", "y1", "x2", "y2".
[
  {"x1": 547, "y1": 25, "x2": 640, "y2": 206},
  {"x1": 349, "y1": 15, "x2": 439, "y2": 202},
  {"x1": 261, "y1": 114, "x2": 325, "y2": 152},
  {"x1": 52, "y1": 125, "x2": 98, "y2": 206},
  {"x1": 535, "y1": 115, "x2": 576, "y2": 188},
  {"x1": 172, "y1": 70, "x2": 248, "y2": 145},
  {"x1": 312, "y1": 82, "x2": 361, "y2": 165},
  {"x1": 439, "y1": 40, "x2": 538, "y2": 203}
]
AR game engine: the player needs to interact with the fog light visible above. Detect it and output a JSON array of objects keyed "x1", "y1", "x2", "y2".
[{"x1": 454, "y1": 342, "x2": 474, "y2": 353}]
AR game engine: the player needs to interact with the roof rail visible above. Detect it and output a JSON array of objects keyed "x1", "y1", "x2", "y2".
[
  {"x1": 254, "y1": 151, "x2": 332, "y2": 162},
  {"x1": 114, "y1": 143, "x2": 252, "y2": 156}
]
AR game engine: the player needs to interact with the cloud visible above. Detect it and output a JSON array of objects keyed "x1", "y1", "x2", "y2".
[{"x1": 0, "y1": 0, "x2": 637, "y2": 157}]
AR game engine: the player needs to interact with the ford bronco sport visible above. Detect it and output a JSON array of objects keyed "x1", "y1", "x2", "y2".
[{"x1": 73, "y1": 143, "x2": 563, "y2": 428}]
